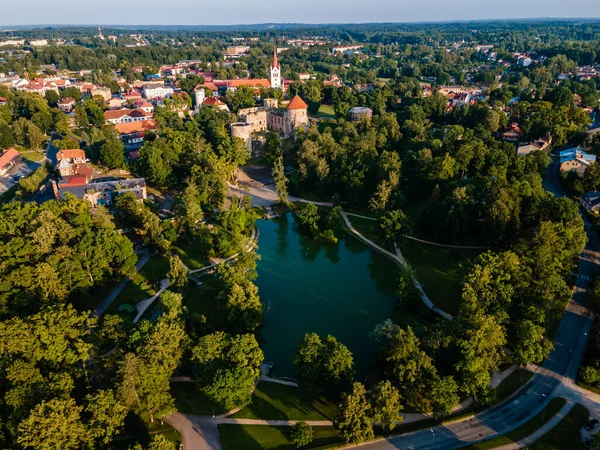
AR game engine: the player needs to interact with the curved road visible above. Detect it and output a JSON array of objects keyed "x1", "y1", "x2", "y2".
[{"x1": 355, "y1": 157, "x2": 599, "y2": 450}]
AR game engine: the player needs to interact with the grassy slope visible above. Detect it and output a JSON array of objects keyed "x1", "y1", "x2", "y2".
[
  {"x1": 494, "y1": 369, "x2": 534, "y2": 403},
  {"x1": 231, "y1": 382, "x2": 338, "y2": 421},
  {"x1": 170, "y1": 382, "x2": 225, "y2": 416},
  {"x1": 219, "y1": 425, "x2": 341, "y2": 450},
  {"x1": 530, "y1": 403, "x2": 589, "y2": 450},
  {"x1": 401, "y1": 240, "x2": 481, "y2": 315}
]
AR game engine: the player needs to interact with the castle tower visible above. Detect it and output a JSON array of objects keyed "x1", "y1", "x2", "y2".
[{"x1": 270, "y1": 47, "x2": 281, "y2": 90}]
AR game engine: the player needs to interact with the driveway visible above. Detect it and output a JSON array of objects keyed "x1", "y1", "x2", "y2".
[{"x1": 0, "y1": 158, "x2": 44, "y2": 196}]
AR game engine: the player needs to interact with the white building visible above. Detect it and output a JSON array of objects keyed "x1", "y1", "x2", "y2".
[
  {"x1": 270, "y1": 47, "x2": 282, "y2": 90},
  {"x1": 142, "y1": 85, "x2": 174, "y2": 99},
  {"x1": 28, "y1": 39, "x2": 48, "y2": 47}
]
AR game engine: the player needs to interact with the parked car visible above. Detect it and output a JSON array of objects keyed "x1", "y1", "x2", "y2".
[
  {"x1": 11, "y1": 174, "x2": 23, "y2": 181},
  {"x1": 585, "y1": 418, "x2": 599, "y2": 431}
]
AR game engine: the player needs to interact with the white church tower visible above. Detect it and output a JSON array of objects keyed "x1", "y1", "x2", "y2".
[{"x1": 270, "y1": 47, "x2": 281, "y2": 90}]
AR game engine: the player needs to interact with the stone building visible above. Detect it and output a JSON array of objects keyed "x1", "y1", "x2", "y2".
[{"x1": 267, "y1": 95, "x2": 309, "y2": 136}]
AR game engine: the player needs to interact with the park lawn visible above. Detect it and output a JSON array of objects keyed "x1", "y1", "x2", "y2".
[
  {"x1": 219, "y1": 424, "x2": 342, "y2": 450},
  {"x1": 231, "y1": 382, "x2": 338, "y2": 421},
  {"x1": 309, "y1": 104, "x2": 336, "y2": 119},
  {"x1": 183, "y1": 282, "x2": 224, "y2": 329},
  {"x1": 530, "y1": 403, "x2": 589, "y2": 450},
  {"x1": 170, "y1": 382, "x2": 225, "y2": 416},
  {"x1": 173, "y1": 239, "x2": 211, "y2": 270},
  {"x1": 401, "y1": 240, "x2": 482, "y2": 315},
  {"x1": 347, "y1": 215, "x2": 392, "y2": 251},
  {"x1": 113, "y1": 421, "x2": 181, "y2": 449},
  {"x1": 138, "y1": 255, "x2": 170, "y2": 284},
  {"x1": 107, "y1": 272, "x2": 157, "y2": 315},
  {"x1": 19, "y1": 150, "x2": 45, "y2": 163},
  {"x1": 494, "y1": 369, "x2": 534, "y2": 403},
  {"x1": 463, "y1": 398, "x2": 567, "y2": 450}
]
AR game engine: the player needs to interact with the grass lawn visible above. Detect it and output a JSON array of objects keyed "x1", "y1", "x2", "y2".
[
  {"x1": 219, "y1": 424, "x2": 342, "y2": 450},
  {"x1": 20, "y1": 150, "x2": 45, "y2": 163},
  {"x1": 231, "y1": 382, "x2": 338, "y2": 421},
  {"x1": 173, "y1": 239, "x2": 211, "y2": 270},
  {"x1": 107, "y1": 272, "x2": 157, "y2": 315},
  {"x1": 463, "y1": 398, "x2": 567, "y2": 450},
  {"x1": 170, "y1": 382, "x2": 225, "y2": 416},
  {"x1": 495, "y1": 369, "x2": 534, "y2": 403},
  {"x1": 113, "y1": 421, "x2": 181, "y2": 449},
  {"x1": 138, "y1": 255, "x2": 170, "y2": 283},
  {"x1": 309, "y1": 104, "x2": 336, "y2": 120},
  {"x1": 401, "y1": 240, "x2": 482, "y2": 315},
  {"x1": 530, "y1": 403, "x2": 589, "y2": 450},
  {"x1": 347, "y1": 215, "x2": 392, "y2": 251},
  {"x1": 0, "y1": 183, "x2": 19, "y2": 204}
]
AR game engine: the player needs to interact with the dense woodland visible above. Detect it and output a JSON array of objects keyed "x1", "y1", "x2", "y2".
[{"x1": 0, "y1": 20, "x2": 599, "y2": 449}]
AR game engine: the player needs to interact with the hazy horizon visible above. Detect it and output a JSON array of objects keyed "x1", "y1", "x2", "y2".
[{"x1": 2, "y1": 0, "x2": 600, "y2": 28}]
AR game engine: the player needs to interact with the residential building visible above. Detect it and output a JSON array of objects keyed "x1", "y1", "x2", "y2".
[
  {"x1": 90, "y1": 87, "x2": 112, "y2": 101},
  {"x1": 582, "y1": 191, "x2": 600, "y2": 214},
  {"x1": 107, "y1": 97, "x2": 125, "y2": 108},
  {"x1": 28, "y1": 39, "x2": 48, "y2": 47},
  {"x1": 201, "y1": 97, "x2": 229, "y2": 111},
  {"x1": 516, "y1": 134, "x2": 552, "y2": 156},
  {"x1": 56, "y1": 149, "x2": 87, "y2": 177},
  {"x1": 348, "y1": 106, "x2": 373, "y2": 122},
  {"x1": 57, "y1": 97, "x2": 76, "y2": 112},
  {"x1": 142, "y1": 85, "x2": 174, "y2": 99},
  {"x1": 559, "y1": 147, "x2": 597, "y2": 177},
  {"x1": 115, "y1": 119, "x2": 158, "y2": 148},
  {"x1": 225, "y1": 79, "x2": 271, "y2": 92},
  {"x1": 0, "y1": 147, "x2": 20, "y2": 176},
  {"x1": 56, "y1": 177, "x2": 147, "y2": 207},
  {"x1": 501, "y1": 123, "x2": 524, "y2": 141},
  {"x1": 133, "y1": 100, "x2": 154, "y2": 113},
  {"x1": 226, "y1": 46, "x2": 250, "y2": 55},
  {"x1": 104, "y1": 108, "x2": 153, "y2": 125}
]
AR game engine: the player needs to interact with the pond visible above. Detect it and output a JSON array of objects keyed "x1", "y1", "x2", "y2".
[{"x1": 256, "y1": 214, "x2": 399, "y2": 380}]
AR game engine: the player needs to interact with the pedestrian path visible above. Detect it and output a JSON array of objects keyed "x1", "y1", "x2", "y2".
[
  {"x1": 133, "y1": 278, "x2": 170, "y2": 323},
  {"x1": 90, "y1": 249, "x2": 151, "y2": 319}
]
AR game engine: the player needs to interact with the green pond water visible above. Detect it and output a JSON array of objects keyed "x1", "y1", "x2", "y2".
[{"x1": 256, "y1": 214, "x2": 399, "y2": 380}]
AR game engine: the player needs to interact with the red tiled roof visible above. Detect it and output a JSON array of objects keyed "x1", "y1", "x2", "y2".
[
  {"x1": 56, "y1": 149, "x2": 85, "y2": 160},
  {"x1": 202, "y1": 97, "x2": 226, "y2": 106},
  {"x1": 227, "y1": 79, "x2": 271, "y2": 88},
  {"x1": 115, "y1": 119, "x2": 158, "y2": 135},
  {"x1": 287, "y1": 95, "x2": 308, "y2": 109},
  {"x1": 194, "y1": 83, "x2": 218, "y2": 92},
  {"x1": 58, "y1": 97, "x2": 75, "y2": 104},
  {"x1": 60, "y1": 174, "x2": 88, "y2": 187},
  {"x1": 104, "y1": 109, "x2": 151, "y2": 120},
  {"x1": 0, "y1": 147, "x2": 19, "y2": 169}
]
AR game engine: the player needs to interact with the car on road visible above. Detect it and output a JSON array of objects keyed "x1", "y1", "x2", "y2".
[
  {"x1": 11, "y1": 174, "x2": 23, "y2": 181},
  {"x1": 585, "y1": 418, "x2": 599, "y2": 431}
]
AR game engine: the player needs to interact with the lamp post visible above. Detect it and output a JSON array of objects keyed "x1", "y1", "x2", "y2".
[{"x1": 541, "y1": 393, "x2": 547, "y2": 423}]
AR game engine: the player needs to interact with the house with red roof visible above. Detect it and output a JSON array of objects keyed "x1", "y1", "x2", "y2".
[
  {"x1": 0, "y1": 148, "x2": 20, "y2": 176},
  {"x1": 104, "y1": 108, "x2": 153, "y2": 125},
  {"x1": 58, "y1": 97, "x2": 76, "y2": 112}
]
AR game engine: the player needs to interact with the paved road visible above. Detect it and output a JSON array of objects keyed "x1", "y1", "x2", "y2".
[{"x1": 354, "y1": 157, "x2": 600, "y2": 449}]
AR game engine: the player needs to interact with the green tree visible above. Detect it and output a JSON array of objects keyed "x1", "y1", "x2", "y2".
[
  {"x1": 85, "y1": 389, "x2": 128, "y2": 446},
  {"x1": 0, "y1": 122, "x2": 15, "y2": 148},
  {"x1": 379, "y1": 210, "x2": 411, "y2": 244},
  {"x1": 334, "y1": 382, "x2": 374, "y2": 444},
  {"x1": 17, "y1": 398, "x2": 90, "y2": 450},
  {"x1": 226, "y1": 86, "x2": 256, "y2": 112},
  {"x1": 512, "y1": 320, "x2": 554, "y2": 366},
  {"x1": 290, "y1": 421, "x2": 314, "y2": 448},
  {"x1": 265, "y1": 131, "x2": 282, "y2": 166},
  {"x1": 167, "y1": 255, "x2": 188, "y2": 290},
  {"x1": 299, "y1": 204, "x2": 320, "y2": 234},
  {"x1": 26, "y1": 122, "x2": 44, "y2": 150},
  {"x1": 429, "y1": 376, "x2": 460, "y2": 417},
  {"x1": 99, "y1": 138, "x2": 125, "y2": 169},
  {"x1": 74, "y1": 105, "x2": 88, "y2": 128},
  {"x1": 148, "y1": 434, "x2": 176, "y2": 450},
  {"x1": 273, "y1": 156, "x2": 288, "y2": 204},
  {"x1": 224, "y1": 282, "x2": 263, "y2": 332},
  {"x1": 369, "y1": 380, "x2": 402, "y2": 431}
]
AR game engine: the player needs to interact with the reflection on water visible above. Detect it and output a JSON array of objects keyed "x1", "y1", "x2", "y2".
[{"x1": 256, "y1": 214, "x2": 398, "y2": 380}]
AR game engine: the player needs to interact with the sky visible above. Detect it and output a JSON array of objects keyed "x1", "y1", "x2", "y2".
[{"x1": 1, "y1": 0, "x2": 600, "y2": 26}]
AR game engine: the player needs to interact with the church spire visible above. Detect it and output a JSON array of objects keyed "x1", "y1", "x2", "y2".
[{"x1": 272, "y1": 46, "x2": 279, "y2": 69}]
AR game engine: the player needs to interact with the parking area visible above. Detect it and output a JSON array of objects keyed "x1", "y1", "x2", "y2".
[{"x1": 0, "y1": 159, "x2": 44, "y2": 196}]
